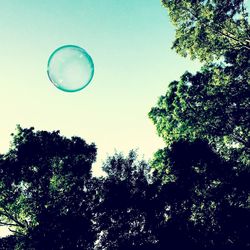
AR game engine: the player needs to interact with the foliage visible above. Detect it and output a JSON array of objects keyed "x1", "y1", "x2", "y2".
[
  {"x1": 149, "y1": 0, "x2": 250, "y2": 249},
  {"x1": 161, "y1": 0, "x2": 250, "y2": 62},
  {"x1": 150, "y1": 0, "x2": 250, "y2": 164},
  {"x1": 149, "y1": 55, "x2": 250, "y2": 163},
  {"x1": 94, "y1": 151, "x2": 160, "y2": 249},
  {"x1": 0, "y1": 125, "x2": 97, "y2": 249},
  {"x1": 0, "y1": 129, "x2": 249, "y2": 249},
  {"x1": 151, "y1": 139, "x2": 250, "y2": 249}
]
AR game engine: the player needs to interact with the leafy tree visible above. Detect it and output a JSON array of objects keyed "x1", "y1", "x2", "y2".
[
  {"x1": 149, "y1": 59, "x2": 250, "y2": 164},
  {"x1": 94, "y1": 142, "x2": 250, "y2": 249},
  {"x1": 149, "y1": 1, "x2": 250, "y2": 249},
  {"x1": 150, "y1": 1, "x2": 250, "y2": 164},
  {"x1": 161, "y1": 0, "x2": 250, "y2": 62},
  {"x1": 93, "y1": 151, "x2": 160, "y2": 249},
  {"x1": 151, "y1": 139, "x2": 250, "y2": 249},
  {"x1": 0, "y1": 125, "x2": 97, "y2": 249},
  {"x1": 1, "y1": 128, "x2": 249, "y2": 249}
]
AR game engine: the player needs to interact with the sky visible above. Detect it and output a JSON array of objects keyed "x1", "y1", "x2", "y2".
[
  {"x1": 0, "y1": 0, "x2": 201, "y2": 178},
  {"x1": 0, "y1": 4, "x2": 203, "y2": 240}
]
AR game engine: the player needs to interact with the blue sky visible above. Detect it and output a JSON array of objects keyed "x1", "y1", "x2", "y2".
[{"x1": 0, "y1": 0, "x2": 201, "y2": 178}]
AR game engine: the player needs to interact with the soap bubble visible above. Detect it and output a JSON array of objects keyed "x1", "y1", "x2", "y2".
[{"x1": 47, "y1": 45, "x2": 94, "y2": 92}]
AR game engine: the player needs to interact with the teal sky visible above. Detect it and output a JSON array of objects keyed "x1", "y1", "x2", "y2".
[
  {"x1": 1, "y1": 0, "x2": 250, "y2": 239},
  {"x1": 0, "y1": 0, "x2": 201, "y2": 178}
]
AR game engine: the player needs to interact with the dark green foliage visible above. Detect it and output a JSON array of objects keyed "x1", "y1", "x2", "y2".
[
  {"x1": 152, "y1": 139, "x2": 250, "y2": 249},
  {"x1": 0, "y1": 130, "x2": 249, "y2": 249},
  {"x1": 149, "y1": 56, "x2": 250, "y2": 163},
  {"x1": 0, "y1": 126, "x2": 97, "y2": 249},
  {"x1": 94, "y1": 151, "x2": 159, "y2": 249},
  {"x1": 150, "y1": 1, "x2": 250, "y2": 165},
  {"x1": 149, "y1": 0, "x2": 250, "y2": 249}
]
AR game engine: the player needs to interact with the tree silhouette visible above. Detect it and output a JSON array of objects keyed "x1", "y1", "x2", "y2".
[
  {"x1": 149, "y1": 0, "x2": 250, "y2": 249},
  {"x1": 0, "y1": 125, "x2": 97, "y2": 249},
  {"x1": 151, "y1": 139, "x2": 250, "y2": 249},
  {"x1": 93, "y1": 151, "x2": 160, "y2": 249},
  {"x1": 0, "y1": 129, "x2": 249, "y2": 249}
]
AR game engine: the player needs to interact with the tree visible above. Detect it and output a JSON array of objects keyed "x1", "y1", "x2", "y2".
[
  {"x1": 150, "y1": 1, "x2": 250, "y2": 164},
  {"x1": 161, "y1": 0, "x2": 250, "y2": 62},
  {"x1": 94, "y1": 142, "x2": 250, "y2": 249},
  {"x1": 151, "y1": 139, "x2": 250, "y2": 249},
  {"x1": 93, "y1": 151, "x2": 160, "y2": 249},
  {"x1": 1, "y1": 127, "x2": 249, "y2": 249},
  {"x1": 149, "y1": 1, "x2": 250, "y2": 249},
  {"x1": 94, "y1": 150, "x2": 207, "y2": 250},
  {"x1": 149, "y1": 59, "x2": 250, "y2": 164},
  {"x1": 0, "y1": 125, "x2": 97, "y2": 249}
]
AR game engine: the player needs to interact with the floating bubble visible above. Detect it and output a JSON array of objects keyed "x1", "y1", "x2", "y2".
[{"x1": 47, "y1": 45, "x2": 94, "y2": 92}]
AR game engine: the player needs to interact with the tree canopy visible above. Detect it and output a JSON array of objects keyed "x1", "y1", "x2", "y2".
[
  {"x1": 161, "y1": 0, "x2": 250, "y2": 61},
  {"x1": 0, "y1": 126, "x2": 97, "y2": 249},
  {"x1": 149, "y1": 0, "x2": 250, "y2": 248},
  {"x1": 149, "y1": 59, "x2": 250, "y2": 164},
  {"x1": 0, "y1": 128, "x2": 249, "y2": 249},
  {"x1": 150, "y1": 0, "x2": 250, "y2": 165}
]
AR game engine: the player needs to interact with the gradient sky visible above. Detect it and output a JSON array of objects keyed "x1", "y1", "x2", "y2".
[
  {"x1": 1, "y1": 0, "x2": 250, "y2": 239},
  {"x1": 0, "y1": 0, "x2": 201, "y2": 179}
]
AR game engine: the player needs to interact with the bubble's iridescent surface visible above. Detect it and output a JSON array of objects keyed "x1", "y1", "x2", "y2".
[{"x1": 47, "y1": 45, "x2": 94, "y2": 92}]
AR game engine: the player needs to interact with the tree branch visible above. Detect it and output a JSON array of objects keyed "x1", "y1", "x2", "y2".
[
  {"x1": 0, "y1": 221, "x2": 18, "y2": 227},
  {"x1": 8, "y1": 228, "x2": 25, "y2": 237},
  {"x1": 179, "y1": 5, "x2": 250, "y2": 50},
  {"x1": 215, "y1": 28, "x2": 250, "y2": 50},
  {"x1": 231, "y1": 133, "x2": 250, "y2": 148},
  {"x1": 0, "y1": 209, "x2": 26, "y2": 228}
]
